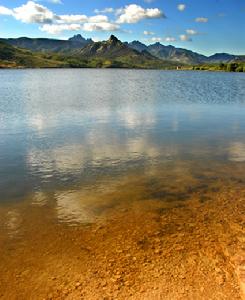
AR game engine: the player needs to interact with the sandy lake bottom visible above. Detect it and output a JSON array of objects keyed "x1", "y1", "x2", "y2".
[{"x1": 0, "y1": 160, "x2": 244, "y2": 299}]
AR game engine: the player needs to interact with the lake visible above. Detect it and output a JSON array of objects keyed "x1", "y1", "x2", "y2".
[{"x1": 0, "y1": 69, "x2": 244, "y2": 299}]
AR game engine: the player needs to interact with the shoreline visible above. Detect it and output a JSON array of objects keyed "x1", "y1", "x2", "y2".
[
  {"x1": 0, "y1": 66, "x2": 243, "y2": 72},
  {"x1": 0, "y1": 183, "x2": 244, "y2": 299}
]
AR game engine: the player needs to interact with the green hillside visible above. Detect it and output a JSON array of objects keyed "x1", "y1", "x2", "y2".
[{"x1": 0, "y1": 41, "x2": 68, "y2": 68}]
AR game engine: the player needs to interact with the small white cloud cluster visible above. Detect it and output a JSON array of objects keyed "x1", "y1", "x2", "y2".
[
  {"x1": 165, "y1": 37, "x2": 176, "y2": 42},
  {"x1": 178, "y1": 29, "x2": 198, "y2": 42},
  {"x1": 186, "y1": 29, "x2": 198, "y2": 35},
  {"x1": 150, "y1": 37, "x2": 163, "y2": 42},
  {"x1": 177, "y1": 4, "x2": 186, "y2": 12},
  {"x1": 179, "y1": 34, "x2": 192, "y2": 41},
  {"x1": 195, "y1": 17, "x2": 208, "y2": 23},
  {"x1": 149, "y1": 36, "x2": 176, "y2": 43},
  {"x1": 0, "y1": 1, "x2": 165, "y2": 34},
  {"x1": 116, "y1": 4, "x2": 164, "y2": 24},
  {"x1": 143, "y1": 30, "x2": 155, "y2": 35},
  {"x1": 147, "y1": 31, "x2": 198, "y2": 44}
]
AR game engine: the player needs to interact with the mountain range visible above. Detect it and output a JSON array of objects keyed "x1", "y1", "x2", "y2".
[
  {"x1": 125, "y1": 41, "x2": 244, "y2": 64},
  {"x1": 0, "y1": 34, "x2": 92, "y2": 54},
  {"x1": 0, "y1": 34, "x2": 244, "y2": 69}
]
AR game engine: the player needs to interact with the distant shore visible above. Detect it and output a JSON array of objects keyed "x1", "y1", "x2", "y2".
[{"x1": 0, "y1": 64, "x2": 244, "y2": 72}]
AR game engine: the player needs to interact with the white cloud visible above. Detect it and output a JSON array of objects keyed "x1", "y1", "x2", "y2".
[
  {"x1": 94, "y1": 8, "x2": 114, "y2": 14},
  {"x1": 150, "y1": 37, "x2": 163, "y2": 42},
  {"x1": 195, "y1": 17, "x2": 208, "y2": 23},
  {"x1": 13, "y1": 1, "x2": 56, "y2": 24},
  {"x1": 179, "y1": 34, "x2": 192, "y2": 41},
  {"x1": 0, "y1": 6, "x2": 13, "y2": 15},
  {"x1": 40, "y1": 23, "x2": 81, "y2": 34},
  {"x1": 143, "y1": 30, "x2": 154, "y2": 35},
  {"x1": 57, "y1": 14, "x2": 109, "y2": 24},
  {"x1": 177, "y1": 4, "x2": 186, "y2": 12},
  {"x1": 82, "y1": 22, "x2": 119, "y2": 32},
  {"x1": 165, "y1": 36, "x2": 176, "y2": 42},
  {"x1": 186, "y1": 29, "x2": 198, "y2": 35},
  {"x1": 149, "y1": 36, "x2": 176, "y2": 43},
  {"x1": 116, "y1": 4, "x2": 164, "y2": 24},
  {"x1": 40, "y1": 21, "x2": 119, "y2": 34},
  {"x1": 0, "y1": 1, "x2": 120, "y2": 34},
  {"x1": 89, "y1": 15, "x2": 109, "y2": 23},
  {"x1": 57, "y1": 14, "x2": 88, "y2": 23}
]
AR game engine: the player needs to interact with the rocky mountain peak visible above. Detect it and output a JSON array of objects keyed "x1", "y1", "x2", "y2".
[
  {"x1": 69, "y1": 34, "x2": 86, "y2": 42},
  {"x1": 69, "y1": 34, "x2": 93, "y2": 44},
  {"x1": 108, "y1": 35, "x2": 120, "y2": 44}
]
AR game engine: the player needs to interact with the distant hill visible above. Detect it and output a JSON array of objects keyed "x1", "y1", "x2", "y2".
[
  {"x1": 127, "y1": 41, "x2": 245, "y2": 64},
  {"x1": 0, "y1": 41, "x2": 68, "y2": 68},
  {"x1": 147, "y1": 43, "x2": 206, "y2": 64},
  {"x1": 207, "y1": 53, "x2": 245, "y2": 63},
  {"x1": 127, "y1": 41, "x2": 206, "y2": 64},
  {"x1": 0, "y1": 35, "x2": 92, "y2": 53},
  {"x1": 124, "y1": 41, "x2": 148, "y2": 53}
]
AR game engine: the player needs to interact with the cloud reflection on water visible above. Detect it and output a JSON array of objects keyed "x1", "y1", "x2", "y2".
[
  {"x1": 55, "y1": 191, "x2": 96, "y2": 225},
  {"x1": 1, "y1": 70, "x2": 245, "y2": 226},
  {"x1": 5, "y1": 210, "x2": 22, "y2": 237},
  {"x1": 229, "y1": 142, "x2": 245, "y2": 162}
]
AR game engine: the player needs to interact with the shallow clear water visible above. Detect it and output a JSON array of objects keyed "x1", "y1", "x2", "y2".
[{"x1": 0, "y1": 69, "x2": 245, "y2": 225}]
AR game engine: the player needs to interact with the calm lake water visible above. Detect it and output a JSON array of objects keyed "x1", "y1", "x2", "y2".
[{"x1": 0, "y1": 69, "x2": 245, "y2": 226}]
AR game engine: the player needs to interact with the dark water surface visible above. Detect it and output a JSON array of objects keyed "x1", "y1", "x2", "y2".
[{"x1": 0, "y1": 69, "x2": 245, "y2": 227}]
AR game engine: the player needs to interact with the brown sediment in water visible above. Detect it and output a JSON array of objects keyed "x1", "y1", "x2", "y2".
[{"x1": 0, "y1": 169, "x2": 244, "y2": 300}]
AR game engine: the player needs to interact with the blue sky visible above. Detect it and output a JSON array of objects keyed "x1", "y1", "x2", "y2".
[{"x1": 0, "y1": 0, "x2": 244, "y2": 55}]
